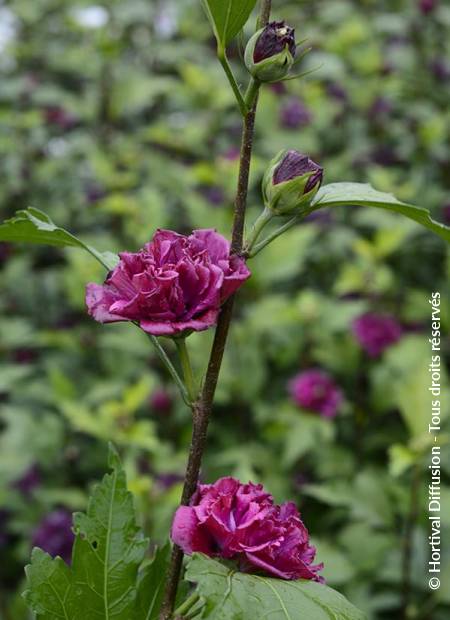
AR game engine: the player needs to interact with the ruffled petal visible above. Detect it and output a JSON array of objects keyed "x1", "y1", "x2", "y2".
[
  {"x1": 139, "y1": 308, "x2": 219, "y2": 336},
  {"x1": 85, "y1": 283, "x2": 128, "y2": 323},
  {"x1": 171, "y1": 506, "x2": 213, "y2": 555}
]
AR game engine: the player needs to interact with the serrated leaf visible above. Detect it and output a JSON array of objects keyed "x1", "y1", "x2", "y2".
[
  {"x1": 311, "y1": 183, "x2": 450, "y2": 243},
  {"x1": 23, "y1": 549, "x2": 76, "y2": 619},
  {"x1": 134, "y1": 543, "x2": 171, "y2": 620},
  {"x1": 0, "y1": 207, "x2": 118, "y2": 270},
  {"x1": 23, "y1": 444, "x2": 149, "y2": 620},
  {"x1": 202, "y1": 0, "x2": 257, "y2": 48},
  {"x1": 185, "y1": 553, "x2": 366, "y2": 620}
]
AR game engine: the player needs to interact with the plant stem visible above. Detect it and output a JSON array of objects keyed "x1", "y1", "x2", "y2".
[
  {"x1": 230, "y1": 88, "x2": 260, "y2": 253},
  {"x1": 175, "y1": 338, "x2": 197, "y2": 403},
  {"x1": 244, "y1": 77, "x2": 260, "y2": 110},
  {"x1": 257, "y1": 0, "x2": 272, "y2": 27},
  {"x1": 146, "y1": 333, "x2": 190, "y2": 405},
  {"x1": 249, "y1": 214, "x2": 302, "y2": 257},
  {"x1": 244, "y1": 206, "x2": 274, "y2": 253},
  {"x1": 173, "y1": 592, "x2": 201, "y2": 617},
  {"x1": 158, "y1": 3, "x2": 272, "y2": 619},
  {"x1": 218, "y1": 50, "x2": 248, "y2": 117}
]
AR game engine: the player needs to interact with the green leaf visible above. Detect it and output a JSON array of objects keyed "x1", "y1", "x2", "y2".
[
  {"x1": 0, "y1": 207, "x2": 118, "y2": 270},
  {"x1": 202, "y1": 0, "x2": 258, "y2": 48},
  {"x1": 311, "y1": 183, "x2": 450, "y2": 243},
  {"x1": 134, "y1": 543, "x2": 170, "y2": 620},
  {"x1": 23, "y1": 550, "x2": 75, "y2": 619},
  {"x1": 23, "y1": 444, "x2": 150, "y2": 619},
  {"x1": 185, "y1": 553, "x2": 366, "y2": 620}
]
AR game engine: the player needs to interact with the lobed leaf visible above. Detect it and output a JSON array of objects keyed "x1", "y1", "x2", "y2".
[
  {"x1": 185, "y1": 553, "x2": 366, "y2": 620},
  {"x1": 23, "y1": 549, "x2": 76, "y2": 620},
  {"x1": 311, "y1": 183, "x2": 450, "y2": 243},
  {"x1": 0, "y1": 207, "x2": 118, "y2": 270},
  {"x1": 70, "y1": 444, "x2": 148, "y2": 618},
  {"x1": 202, "y1": 0, "x2": 258, "y2": 48},
  {"x1": 23, "y1": 445, "x2": 169, "y2": 620}
]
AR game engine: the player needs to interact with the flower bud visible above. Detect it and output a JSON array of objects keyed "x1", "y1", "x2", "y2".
[
  {"x1": 262, "y1": 150, "x2": 323, "y2": 214},
  {"x1": 245, "y1": 21, "x2": 296, "y2": 82}
]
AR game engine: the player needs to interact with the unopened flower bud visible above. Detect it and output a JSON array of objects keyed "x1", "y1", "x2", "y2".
[
  {"x1": 245, "y1": 21, "x2": 296, "y2": 82},
  {"x1": 262, "y1": 150, "x2": 323, "y2": 214}
]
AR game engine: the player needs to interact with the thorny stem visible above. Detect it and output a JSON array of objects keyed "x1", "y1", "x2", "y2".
[{"x1": 158, "y1": 2, "x2": 272, "y2": 619}]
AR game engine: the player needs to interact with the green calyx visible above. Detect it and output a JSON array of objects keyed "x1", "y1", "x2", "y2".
[
  {"x1": 262, "y1": 151, "x2": 321, "y2": 215},
  {"x1": 244, "y1": 28, "x2": 295, "y2": 83}
]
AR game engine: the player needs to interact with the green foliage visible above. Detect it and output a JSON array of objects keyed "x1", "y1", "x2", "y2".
[
  {"x1": 202, "y1": 0, "x2": 258, "y2": 48},
  {"x1": 23, "y1": 446, "x2": 163, "y2": 620},
  {"x1": 312, "y1": 183, "x2": 450, "y2": 243},
  {"x1": 0, "y1": 208, "x2": 118, "y2": 270},
  {"x1": 59, "y1": 377, "x2": 161, "y2": 452},
  {"x1": 185, "y1": 554, "x2": 366, "y2": 619},
  {"x1": 135, "y1": 544, "x2": 171, "y2": 620}
]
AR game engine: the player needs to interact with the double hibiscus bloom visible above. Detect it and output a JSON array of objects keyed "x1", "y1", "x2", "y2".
[
  {"x1": 86, "y1": 229, "x2": 250, "y2": 336},
  {"x1": 172, "y1": 477, "x2": 323, "y2": 582}
]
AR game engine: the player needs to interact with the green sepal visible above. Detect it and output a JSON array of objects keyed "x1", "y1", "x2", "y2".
[
  {"x1": 262, "y1": 150, "x2": 321, "y2": 215},
  {"x1": 245, "y1": 29, "x2": 294, "y2": 82}
]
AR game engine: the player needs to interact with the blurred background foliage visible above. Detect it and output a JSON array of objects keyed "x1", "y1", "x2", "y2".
[{"x1": 0, "y1": 0, "x2": 449, "y2": 618}]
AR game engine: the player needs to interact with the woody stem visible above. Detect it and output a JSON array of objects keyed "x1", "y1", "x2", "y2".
[{"x1": 158, "y1": 2, "x2": 272, "y2": 619}]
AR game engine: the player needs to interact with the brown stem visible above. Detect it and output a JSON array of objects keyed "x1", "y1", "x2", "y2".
[
  {"x1": 258, "y1": 0, "x2": 272, "y2": 26},
  {"x1": 158, "y1": 3, "x2": 272, "y2": 619}
]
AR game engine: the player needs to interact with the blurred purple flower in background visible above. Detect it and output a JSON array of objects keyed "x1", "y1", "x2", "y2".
[
  {"x1": 419, "y1": 0, "x2": 438, "y2": 15},
  {"x1": 371, "y1": 145, "x2": 401, "y2": 166},
  {"x1": 326, "y1": 82, "x2": 348, "y2": 102},
  {"x1": 12, "y1": 348, "x2": 38, "y2": 364},
  {"x1": 150, "y1": 388, "x2": 173, "y2": 414},
  {"x1": 289, "y1": 370, "x2": 343, "y2": 418},
  {"x1": 44, "y1": 106, "x2": 77, "y2": 131},
  {"x1": 430, "y1": 59, "x2": 450, "y2": 82},
  {"x1": 13, "y1": 465, "x2": 41, "y2": 497},
  {"x1": 442, "y1": 204, "x2": 450, "y2": 225},
  {"x1": 32, "y1": 509, "x2": 74, "y2": 564},
  {"x1": 270, "y1": 82, "x2": 287, "y2": 95},
  {"x1": 171, "y1": 477, "x2": 323, "y2": 581},
  {"x1": 222, "y1": 146, "x2": 240, "y2": 161},
  {"x1": 156, "y1": 472, "x2": 184, "y2": 490},
  {"x1": 0, "y1": 510, "x2": 12, "y2": 548},
  {"x1": 280, "y1": 99, "x2": 312, "y2": 129},
  {"x1": 0, "y1": 242, "x2": 12, "y2": 265},
  {"x1": 352, "y1": 312, "x2": 402, "y2": 357},
  {"x1": 85, "y1": 183, "x2": 107, "y2": 204},
  {"x1": 304, "y1": 209, "x2": 334, "y2": 227},
  {"x1": 369, "y1": 96, "x2": 392, "y2": 119},
  {"x1": 198, "y1": 185, "x2": 225, "y2": 206}
]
